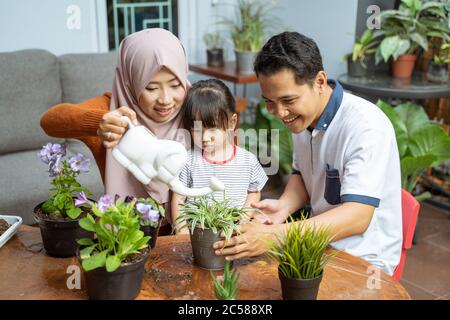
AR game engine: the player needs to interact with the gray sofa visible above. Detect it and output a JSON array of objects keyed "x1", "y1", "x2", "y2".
[{"x1": 0, "y1": 49, "x2": 118, "y2": 225}]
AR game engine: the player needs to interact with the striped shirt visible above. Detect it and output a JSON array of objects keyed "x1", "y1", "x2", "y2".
[{"x1": 179, "y1": 146, "x2": 268, "y2": 207}]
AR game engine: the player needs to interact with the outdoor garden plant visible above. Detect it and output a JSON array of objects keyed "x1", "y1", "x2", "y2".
[
  {"x1": 76, "y1": 195, "x2": 151, "y2": 300},
  {"x1": 34, "y1": 142, "x2": 93, "y2": 257},
  {"x1": 268, "y1": 218, "x2": 335, "y2": 300},
  {"x1": 342, "y1": 29, "x2": 380, "y2": 77},
  {"x1": 176, "y1": 195, "x2": 251, "y2": 270},
  {"x1": 428, "y1": 42, "x2": 450, "y2": 82},
  {"x1": 203, "y1": 32, "x2": 225, "y2": 67},
  {"x1": 211, "y1": 260, "x2": 240, "y2": 300}
]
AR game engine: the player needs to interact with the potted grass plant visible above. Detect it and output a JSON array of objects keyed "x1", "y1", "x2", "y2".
[
  {"x1": 342, "y1": 29, "x2": 380, "y2": 77},
  {"x1": 204, "y1": 32, "x2": 225, "y2": 68},
  {"x1": 176, "y1": 196, "x2": 250, "y2": 270},
  {"x1": 427, "y1": 42, "x2": 450, "y2": 83},
  {"x1": 34, "y1": 142, "x2": 93, "y2": 257},
  {"x1": 76, "y1": 195, "x2": 150, "y2": 300},
  {"x1": 211, "y1": 260, "x2": 240, "y2": 300},
  {"x1": 268, "y1": 220, "x2": 335, "y2": 300}
]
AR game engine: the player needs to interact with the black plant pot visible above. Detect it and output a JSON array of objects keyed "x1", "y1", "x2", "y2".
[
  {"x1": 278, "y1": 269, "x2": 323, "y2": 300},
  {"x1": 347, "y1": 55, "x2": 375, "y2": 78},
  {"x1": 81, "y1": 248, "x2": 150, "y2": 300},
  {"x1": 34, "y1": 202, "x2": 94, "y2": 258},
  {"x1": 190, "y1": 227, "x2": 228, "y2": 270},
  {"x1": 207, "y1": 48, "x2": 224, "y2": 68},
  {"x1": 427, "y1": 62, "x2": 449, "y2": 83},
  {"x1": 140, "y1": 223, "x2": 160, "y2": 249}
]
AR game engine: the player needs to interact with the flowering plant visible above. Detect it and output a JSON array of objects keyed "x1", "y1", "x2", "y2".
[
  {"x1": 125, "y1": 196, "x2": 165, "y2": 228},
  {"x1": 77, "y1": 195, "x2": 150, "y2": 272},
  {"x1": 38, "y1": 143, "x2": 92, "y2": 219}
]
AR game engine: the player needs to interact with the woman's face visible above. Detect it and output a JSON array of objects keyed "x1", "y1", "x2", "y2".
[{"x1": 138, "y1": 67, "x2": 186, "y2": 123}]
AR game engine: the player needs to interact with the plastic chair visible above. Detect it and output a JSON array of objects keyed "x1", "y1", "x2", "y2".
[{"x1": 392, "y1": 189, "x2": 420, "y2": 281}]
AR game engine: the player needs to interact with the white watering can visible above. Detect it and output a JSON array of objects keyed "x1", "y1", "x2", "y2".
[{"x1": 111, "y1": 116, "x2": 225, "y2": 197}]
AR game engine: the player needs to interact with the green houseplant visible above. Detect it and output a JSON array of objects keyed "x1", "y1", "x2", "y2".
[
  {"x1": 428, "y1": 42, "x2": 450, "y2": 82},
  {"x1": 77, "y1": 195, "x2": 151, "y2": 300},
  {"x1": 176, "y1": 195, "x2": 250, "y2": 270},
  {"x1": 34, "y1": 142, "x2": 94, "y2": 257},
  {"x1": 343, "y1": 29, "x2": 380, "y2": 77},
  {"x1": 203, "y1": 32, "x2": 225, "y2": 68},
  {"x1": 268, "y1": 219, "x2": 335, "y2": 300},
  {"x1": 211, "y1": 260, "x2": 240, "y2": 300},
  {"x1": 376, "y1": 100, "x2": 450, "y2": 201},
  {"x1": 220, "y1": 0, "x2": 278, "y2": 74},
  {"x1": 376, "y1": 0, "x2": 450, "y2": 78}
]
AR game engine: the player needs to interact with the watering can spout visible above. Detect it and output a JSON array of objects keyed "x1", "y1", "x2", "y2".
[{"x1": 169, "y1": 176, "x2": 225, "y2": 197}]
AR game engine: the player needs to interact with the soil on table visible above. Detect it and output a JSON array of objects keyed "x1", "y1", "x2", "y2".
[
  {"x1": 36, "y1": 207, "x2": 90, "y2": 222},
  {"x1": 0, "y1": 219, "x2": 10, "y2": 236}
]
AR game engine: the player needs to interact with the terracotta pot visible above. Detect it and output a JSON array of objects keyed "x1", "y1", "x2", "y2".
[
  {"x1": 392, "y1": 54, "x2": 417, "y2": 79},
  {"x1": 278, "y1": 268, "x2": 323, "y2": 300},
  {"x1": 190, "y1": 227, "x2": 228, "y2": 270}
]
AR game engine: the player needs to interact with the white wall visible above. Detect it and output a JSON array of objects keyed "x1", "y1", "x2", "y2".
[{"x1": 0, "y1": 0, "x2": 108, "y2": 55}]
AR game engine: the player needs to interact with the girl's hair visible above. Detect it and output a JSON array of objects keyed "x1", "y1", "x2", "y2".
[{"x1": 181, "y1": 79, "x2": 236, "y2": 130}]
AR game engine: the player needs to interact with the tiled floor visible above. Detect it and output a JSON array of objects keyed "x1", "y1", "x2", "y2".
[{"x1": 261, "y1": 174, "x2": 450, "y2": 300}]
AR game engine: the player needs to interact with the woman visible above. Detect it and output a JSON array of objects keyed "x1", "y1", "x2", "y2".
[{"x1": 41, "y1": 28, "x2": 190, "y2": 230}]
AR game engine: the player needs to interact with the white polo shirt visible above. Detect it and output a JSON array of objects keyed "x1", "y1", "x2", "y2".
[{"x1": 291, "y1": 80, "x2": 402, "y2": 275}]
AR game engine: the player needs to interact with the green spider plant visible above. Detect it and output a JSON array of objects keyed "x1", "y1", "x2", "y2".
[{"x1": 211, "y1": 260, "x2": 240, "y2": 300}]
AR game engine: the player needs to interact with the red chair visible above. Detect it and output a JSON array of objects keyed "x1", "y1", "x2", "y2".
[{"x1": 392, "y1": 189, "x2": 420, "y2": 281}]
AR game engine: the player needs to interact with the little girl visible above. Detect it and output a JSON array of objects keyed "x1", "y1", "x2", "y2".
[{"x1": 171, "y1": 79, "x2": 268, "y2": 233}]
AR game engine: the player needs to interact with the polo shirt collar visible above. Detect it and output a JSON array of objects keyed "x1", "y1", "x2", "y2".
[{"x1": 315, "y1": 79, "x2": 343, "y2": 131}]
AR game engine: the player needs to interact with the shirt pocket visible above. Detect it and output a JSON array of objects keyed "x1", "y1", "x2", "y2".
[{"x1": 324, "y1": 164, "x2": 341, "y2": 205}]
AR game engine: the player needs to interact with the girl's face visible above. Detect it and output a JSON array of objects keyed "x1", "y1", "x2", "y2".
[
  {"x1": 192, "y1": 114, "x2": 238, "y2": 154},
  {"x1": 138, "y1": 67, "x2": 186, "y2": 123}
]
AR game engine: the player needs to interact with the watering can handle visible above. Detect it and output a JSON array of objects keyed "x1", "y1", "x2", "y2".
[{"x1": 121, "y1": 116, "x2": 135, "y2": 129}]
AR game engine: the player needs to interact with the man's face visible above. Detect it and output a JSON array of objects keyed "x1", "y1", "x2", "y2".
[{"x1": 259, "y1": 69, "x2": 324, "y2": 133}]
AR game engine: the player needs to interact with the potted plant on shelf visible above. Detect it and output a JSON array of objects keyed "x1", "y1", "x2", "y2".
[
  {"x1": 220, "y1": 0, "x2": 278, "y2": 74},
  {"x1": 211, "y1": 260, "x2": 240, "y2": 300},
  {"x1": 203, "y1": 32, "x2": 225, "y2": 68},
  {"x1": 176, "y1": 196, "x2": 249, "y2": 270},
  {"x1": 34, "y1": 143, "x2": 93, "y2": 257},
  {"x1": 268, "y1": 220, "x2": 335, "y2": 300},
  {"x1": 427, "y1": 42, "x2": 450, "y2": 83},
  {"x1": 376, "y1": 100, "x2": 450, "y2": 201},
  {"x1": 376, "y1": 0, "x2": 450, "y2": 79},
  {"x1": 342, "y1": 29, "x2": 380, "y2": 77},
  {"x1": 126, "y1": 195, "x2": 165, "y2": 249},
  {"x1": 76, "y1": 195, "x2": 151, "y2": 300}
]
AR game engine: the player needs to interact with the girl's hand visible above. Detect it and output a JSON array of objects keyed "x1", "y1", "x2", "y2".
[
  {"x1": 250, "y1": 199, "x2": 291, "y2": 224},
  {"x1": 98, "y1": 106, "x2": 138, "y2": 149}
]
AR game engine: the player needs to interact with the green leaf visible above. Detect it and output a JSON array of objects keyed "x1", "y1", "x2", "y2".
[
  {"x1": 66, "y1": 206, "x2": 82, "y2": 220},
  {"x1": 409, "y1": 33, "x2": 428, "y2": 51},
  {"x1": 409, "y1": 125, "x2": 450, "y2": 166},
  {"x1": 380, "y1": 36, "x2": 399, "y2": 62},
  {"x1": 78, "y1": 214, "x2": 96, "y2": 232},
  {"x1": 77, "y1": 238, "x2": 95, "y2": 246},
  {"x1": 79, "y1": 245, "x2": 96, "y2": 259},
  {"x1": 376, "y1": 100, "x2": 408, "y2": 157},
  {"x1": 395, "y1": 103, "x2": 431, "y2": 136},
  {"x1": 401, "y1": 155, "x2": 436, "y2": 190},
  {"x1": 81, "y1": 250, "x2": 107, "y2": 271},
  {"x1": 105, "y1": 255, "x2": 121, "y2": 272}
]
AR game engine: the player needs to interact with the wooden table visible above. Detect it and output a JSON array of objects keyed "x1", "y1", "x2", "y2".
[{"x1": 0, "y1": 226, "x2": 411, "y2": 300}]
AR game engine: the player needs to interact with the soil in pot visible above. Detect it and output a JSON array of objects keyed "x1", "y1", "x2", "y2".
[
  {"x1": 140, "y1": 223, "x2": 160, "y2": 249},
  {"x1": 34, "y1": 202, "x2": 94, "y2": 258},
  {"x1": 392, "y1": 54, "x2": 417, "y2": 79},
  {"x1": 190, "y1": 227, "x2": 228, "y2": 270},
  {"x1": 0, "y1": 219, "x2": 10, "y2": 236},
  {"x1": 82, "y1": 246, "x2": 150, "y2": 300},
  {"x1": 278, "y1": 269, "x2": 323, "y2": 300}
]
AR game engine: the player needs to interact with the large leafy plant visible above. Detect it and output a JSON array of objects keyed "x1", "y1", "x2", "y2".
[
  {"x1": 376, "y1": 0, "x2": 450, "y2": 64},
  {"x1": 77, "y1": 195, "x2": 150, "y2": 272},
  {"x1": 343, "y1": 29, "x2": 381, "y2": 64},
  {"x1": 38, "y1": 143, "x2": 92, "y2": 219},
  {"x1": 376, "y1": 100, "x2": 450, "y2": 200},
  {"x1": 240, "y1": 99, "x2": 293, "y2": 176},
  {"x1": 176, "y1": 196, "x2": 250, "y2": 239},
  {"x1": 268, "y1": 219, "x2": 335, "y2": 280},
  {"x1": 211, "y1": 260, "x2": 240, "y2": 300}
]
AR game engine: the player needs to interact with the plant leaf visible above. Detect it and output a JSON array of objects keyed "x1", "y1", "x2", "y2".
[
  {"x1": 106, "y1": 255, "x2": 121, "y2": 272},
  {"x1": 81, "y1": 250, "x2": 107, "y2": 271}
]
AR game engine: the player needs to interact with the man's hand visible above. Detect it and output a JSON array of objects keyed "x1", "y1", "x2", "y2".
[
  {"x1": 250, "y1": 199, "x2": 291, "y2": 224},
  {"x1": 98, "y1": 106, "x2": 138, "y2": 149}
]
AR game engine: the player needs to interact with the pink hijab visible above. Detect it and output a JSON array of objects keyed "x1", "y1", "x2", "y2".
[{"x1": 105, "y1": 28, "x2": 190, "y2": 207}]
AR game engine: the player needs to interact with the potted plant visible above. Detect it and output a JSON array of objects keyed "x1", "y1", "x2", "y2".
[
  {"x1": 220, "y1": 0, "x2": 278, "y2": 74},
  {"x1": 176, "y1": 196, "x2": 249, "y2": 270},
  {"x1": 211, "y1": 260, "x2": 240, "y2": 300},
  {"x1": 34, "y1": 143, "x2": 93, "y2": 257},
  {"x1": 342, "y1": 29, "x2": 380, "y2": 77},
  {"x1": 203, "y1": 32, "x2": 225, "y2": 68},
  {"x1": 376, "y1": 0, "x2": 450, "y2": 79},
  {"x1": 268, "y1": 220, "x2": 335, "y2": 300},
  {"x1": 76, "y1": 195, "x2": 151, "y2": 300},
  {"x1": 427, "y1": 42, "x2": 450, "y2": 83},
  {"x1": 125, "y1": 195, "x2": 165, "y2": 249},
  {"x1": 376, "y1": 100, "x2": 450, "y2": 201}
]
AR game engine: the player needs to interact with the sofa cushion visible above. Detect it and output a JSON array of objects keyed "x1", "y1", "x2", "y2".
[
  {"x1": 59, "y1": 52, "x2": 117, "y2": 103},
  {"x1": 0, "y1": 49, "x2": 62, "y2": 154},
  {"x1": 0, "y1": 140, "x2": 103, "y2": 225}
]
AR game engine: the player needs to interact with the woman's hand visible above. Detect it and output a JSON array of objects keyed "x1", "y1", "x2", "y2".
[
  {"x1": 213, "y1": 222, "x2": 282, "y2": 260},
  {"x1": 250, "y1": 199, "x2": 291, "y2": 224},
  {"x1": 98, "y1": 106, "x2": 138, "y2": 148}
]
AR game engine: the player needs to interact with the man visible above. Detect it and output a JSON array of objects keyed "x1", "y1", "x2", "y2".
[{"x1": 213, "y1": 32, "x2": 402, "y2": 275}]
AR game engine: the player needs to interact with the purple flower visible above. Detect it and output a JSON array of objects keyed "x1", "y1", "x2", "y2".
[
  {"x1": 124, "y1": 195, "x2": 135, "y2": 203},
  {"x1": 38, "y1": 143, "x2": 66, "y2": 164},
  {"x1": 48, "y1": 155, "x2": 62, "y2": 177},
  {"x1": 68, "y1": 153, "x2": 90, "y2": 173},
  {"x1": 75, "y1": 191, "x2": 91, "y2": 207},
  {"x1": 136, "y1": 203, "x2": 160, "y2": 222},
  {"x1": 98, "y1": 195, "x2": 114, "y2": 213}
]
